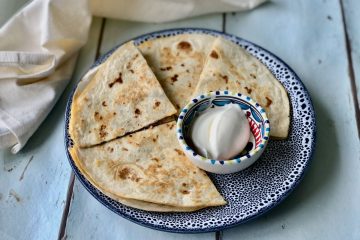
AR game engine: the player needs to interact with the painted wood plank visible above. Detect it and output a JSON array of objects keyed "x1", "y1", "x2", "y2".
[
  {"x1": 0, "y1": 17, "x2": 103, "y2": 240},
  {"x1": 100, "y1": 14, "x2": 223, "y2": 56},
  {"x1": 223, "y1": 0, "x2": 360, "y2": 239},
  {"x1": 65, "y1": 180, "x2": 214, "y2": 240},
  {"x1": 64, "y1": 14, "x2": 223, "y2": 240},
  {"x1": 342, "y1": 0, "x2": 360, "y2": 126},
  {"x1": 0, "y1": 0, "x2": 29, "y2": 27}
]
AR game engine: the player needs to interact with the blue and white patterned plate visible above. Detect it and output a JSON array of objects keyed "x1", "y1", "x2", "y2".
[{"x1": 64, "y1": 28, "x2": 316, "y2": 233}]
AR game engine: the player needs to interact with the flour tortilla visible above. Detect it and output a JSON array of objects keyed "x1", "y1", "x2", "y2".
[
  {"x1": 106, "y1": 193, "x2": 203, "y2": 212},
  {"x1": 138, "y1": 34, "x2": 216, "y2": 111},
  {"x1": 69, "y1": 41, "x2": 177, "y2": 147},
  {"x1": 69, "y1": 121, "x2": 226, "y2": 210},
  {"x1": 193, "y1": 37, "x2": 290, "y2": 138}
]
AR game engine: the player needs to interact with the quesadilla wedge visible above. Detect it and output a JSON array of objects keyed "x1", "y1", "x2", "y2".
[
  {"x1": 69, "y1": 41, "x2": 177, "y2": 147},
  {"x1": 69, "y1": 121, "x2": 226, "y2": 210},
  {"x1": 193, "y1": 37, "x2": 290, "y2": 138},
  {"x1": 105, "y1": 192, "x2": 204, "y2": 212},
  {"x1": 138, "y1": 34, "x2": 216, "y2": 111}
]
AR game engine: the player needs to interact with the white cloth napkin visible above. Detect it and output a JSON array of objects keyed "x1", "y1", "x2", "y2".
[{"x1": 0, "y1": 0, "x2": 266, "y2": 154}]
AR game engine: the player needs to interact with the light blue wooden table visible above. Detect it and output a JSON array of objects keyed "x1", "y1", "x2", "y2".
[{"x1": 1, "y1": 1, "x2": 359, "y2": 239}]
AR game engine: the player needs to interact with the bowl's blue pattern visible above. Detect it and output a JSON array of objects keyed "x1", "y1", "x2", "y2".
[
  {"x1": 177, "y1": 91, "x2": 270, "y2": 165},
  {"x1": 64, "y1": 28, "x2": 316, "y2": 233}
]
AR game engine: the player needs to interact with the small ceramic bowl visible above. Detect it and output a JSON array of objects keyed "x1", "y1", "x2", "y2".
[{"x1": 176, "y1": 90, "x2": 270, "y2": 174}]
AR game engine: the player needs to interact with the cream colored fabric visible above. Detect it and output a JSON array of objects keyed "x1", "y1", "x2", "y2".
[
  {"x1": 0, "y1": 0, "x2": 266, "y2": 153},
  {"x1": 0, "y1": 0, "x2": 91, "y2": 153},
  {"x1": 90, "y1": 0, "x2": 267, "y2": 23}
]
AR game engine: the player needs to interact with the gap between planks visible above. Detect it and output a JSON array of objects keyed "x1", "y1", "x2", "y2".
[
  {"x1": 339, "y1": 0, "x2": 360, "y2": 138},
  {"x1": 58, "y1": 14, "x2": 226, "y2": 239},
  {"x1": 58, "y1": 173, "x2": 75, "y2": 240},
  {"x1": 58, "y1": 17, "x2": 107, "y2": 240}
]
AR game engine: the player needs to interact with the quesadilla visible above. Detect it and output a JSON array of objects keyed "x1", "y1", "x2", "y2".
[
  {"x1": 138, "y1": 34, "x2": 216, "y2": 111},
  {"x1": 69, "y1": 121, "x2": 226, "y2": 210},
  {"x1": 106, "y1": 192, "x2": 203, "y2": 212},
  {"x1": 193, "y1": 37, "x2": 290, "y2": 138},
  {"x1": 69, "y1": 41, "x2": 177, "y2": 147}
]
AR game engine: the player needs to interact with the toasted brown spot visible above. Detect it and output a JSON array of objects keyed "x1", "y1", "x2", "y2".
[
  {"x1": 160, "y1": 66, "x2": 172, "y2": 71},
  {"x1": 153, "y1": 101, "x2": 161, "y2": 109},
  {"x1": 113, "y1": 112, "x2": 116, "y2": 115},
  {"x1": 250, "y1": 73, "x2": 257, "y2": 79},
  {"x1": 221, "y1": 74, "x2": 228, "y2": 84},
  {"x1": 182, "y1": 183, "x2": 187, "y2": 187},
  {"x1": 244, "y1": 86, "x2": 252, "y2": 94},
  {"x1": 118, "y1": 168, "x2": 129, "y2": 179},
  {"x1": 107, "y1": 147, "x2": 114, "y2": 153},
  {"x1": 94, "y1": 112, "x2": 103, "y2": 121},
  {"x1": 181, "y1": 190, "x2": 189, "y2": 194},
  {"x1": 129, "y1": 134, "x2": 133, "y2": 137},
  {"x1": 102, "y1": 101, "x2": 107, "y2": 107},
  {"x1": 151, "y1": 157, "x2": 159, "y2": 162},
  {"x1": 180, "y1": 63, "x2": 185, "y2": 67},
  {"x1": 169, "y1": 124, "x2": 175, "y2": 130},
  {"x1": 122, "y1": 147, "x2": 128, "y2": 151},
  {"x1": 108, "y1": 73, "x2": 122, "y2": 88},
  {"x1": 171, "y1": 74, "x2": 178, "y2": 82},
  {"x1": 129, "y1": 69, "x2": 134, "y2": 73},
  {"x1": 188, "y1": 82, "x2": 192, "y2": 88},
  {"x1": 135, "y1": 108, "x2": 141, "y2": 115},
  {"x1": 175, "y1": 104, "x2": 180, "y2": 109},
  {"x1": 177, "y1": 41, "x2": 192, "y2": 51},
  {"x1": 265, "y1": 96, "x2": 273, "y2": 107},
  {"x1": 174, "y1": 148, "x2": 185, "y2": 156},
  {"x1": 210, "y1": 50, "x2": 219, "y2": 59},
  {"x1": 117, "y1": 167, "x2": 141, "y2": 182},
  {"x1": 152, "y1": 138, "x2": 157, "y2": 142},
  {"x1": 186, "y1": 69, "x2": 190, "y2": 73},
  {"x1": 99, "y1": 125, "x2": 107, "y2": 138}
]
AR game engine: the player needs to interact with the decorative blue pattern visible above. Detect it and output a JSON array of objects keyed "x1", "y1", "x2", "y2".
[
  {"x1": 179, "y1": 93, "x2": 268, "y2": 155},
  {"x1": 64, "y1": 28, "x2": 316, "y2": 233}
]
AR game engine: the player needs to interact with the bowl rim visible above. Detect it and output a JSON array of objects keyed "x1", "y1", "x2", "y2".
[{"x1": 176, "y1": 90, "x2": 270, "y2": 166}]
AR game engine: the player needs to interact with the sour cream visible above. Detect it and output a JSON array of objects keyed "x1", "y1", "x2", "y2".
[{"x1": 190, "y1": 103, "x2": 250, "y2": 160}]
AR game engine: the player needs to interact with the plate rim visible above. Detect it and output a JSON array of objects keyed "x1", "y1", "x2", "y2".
[{"x1": 64, "y1": 27, "x2": 317, "y2": 233}]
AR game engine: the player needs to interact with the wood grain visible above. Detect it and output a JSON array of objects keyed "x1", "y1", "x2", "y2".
[
  {"x1": 341, "y1": 0, "x2": 360, "y2": 137},
  {"x1": 223, "y1": 0, "x2": 360, "y2": 239},
  {"x1": 63, "y1": 14, "x2": 223, "y2": 240},
  {"x1": 64, "y1": 180, "x2": 214, "y2": 240},
  {"x1": 0, "y1": 0, "x2": 28, "y2": 27},
  {"x1": 0, "y1": 2, "x2": 71, "y2": 240},
  {"x1": 99, "y1": 14, "x2": 223, "y2": 56}
]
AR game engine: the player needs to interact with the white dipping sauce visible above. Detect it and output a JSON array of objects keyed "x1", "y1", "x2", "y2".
[{"x1": 190, "y1": 103, "x2": 250, "y2": 160}]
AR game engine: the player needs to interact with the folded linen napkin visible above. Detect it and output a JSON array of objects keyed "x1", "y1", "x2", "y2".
[{"x1": 0, "y1": 0, "x2": 266, "y2": 153}]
